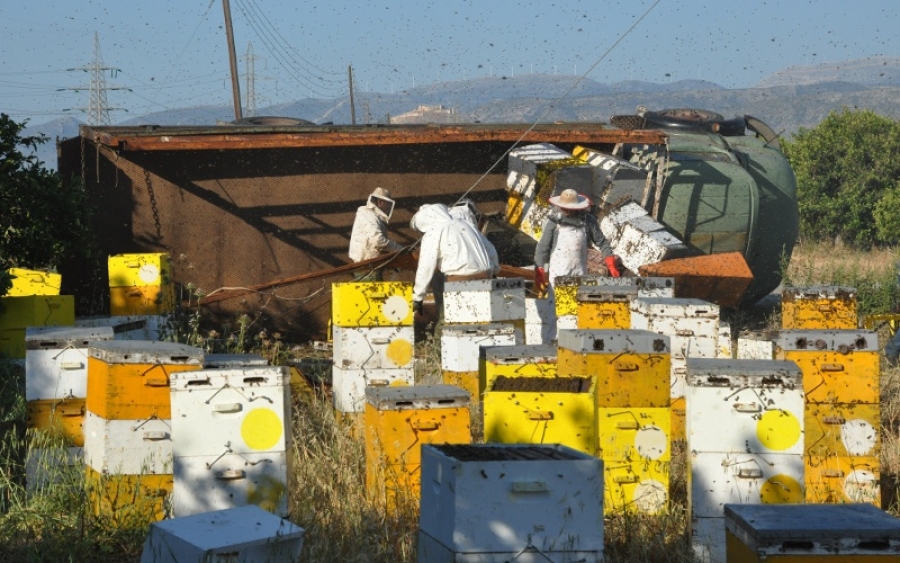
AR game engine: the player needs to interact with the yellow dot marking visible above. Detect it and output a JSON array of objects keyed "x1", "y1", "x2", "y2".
[
  {"x1": 756, "y1": 409, "x2": 801, "y2": 451},
  {"x1": 385, "y1": 338, "x2": 413, "y2": 367},
  {"x1": 760, "y1": 473, "x2": 804, "y2": 504},
  {"x1": 241, "y1": 408, "x2": 283, "y2": 451}
]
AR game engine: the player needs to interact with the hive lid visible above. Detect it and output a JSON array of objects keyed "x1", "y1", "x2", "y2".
[
  {"x1": 631, "y1": 296, "x2": 719, "y2": 314},
  {"x1": 686, "y1": 358, "x2": 802, "y2": 383},
  {"x1": 444, "y1": 277, "x2": 525, "y2": 292},
  {"x1": 482, "y1": 344, "x2": 556, "y2": 362},
  {"x1": 426, "y1": 443, "x2": 591, "y2": 462},
  {"x1": 557, "y1": 329, "x2": 669, "y2": 354},
  {"x1": 88, "y1": 340, "x2": 205, "y2": 364},
  {"x1": 25, "y1": 325, "x2": 114, "y2": 348},
  {"x1": 782, "y1": 285, "x2": 857, "y2": 299},
  {"x1": 576, "y1": 285, "x2": 638, "y2": 300},
  {"x1": 778, "y1": 330, "x2": 878, "y2": 352},
  {"x1": 203, "y1": 353, "x2": 268, "y2": 368},
  {"x1": 365, "y1": 384, "x2": 469, "y2": 409},
  {"x1": 441, "y1": 323, "x2": 517, "y2": 337}
]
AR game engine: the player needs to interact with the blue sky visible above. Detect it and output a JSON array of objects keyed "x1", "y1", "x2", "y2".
[{"x1": 2, "y1": 0, "x2": 898, "y2": 125}]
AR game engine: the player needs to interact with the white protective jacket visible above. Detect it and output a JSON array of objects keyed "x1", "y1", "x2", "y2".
[
  {"x1": 348, "y1": 201, "x2": 402, "y2": 262},
  {"x1": 448, "y1": 205, "x2": 500, "y2": 272},
  {"x1": 410, "y1": 204, "x2": 497, "y2": 302}
]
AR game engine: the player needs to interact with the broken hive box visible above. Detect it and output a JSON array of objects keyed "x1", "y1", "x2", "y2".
[{"x1": 639, "y1": 251, "x2": 754, "y2": 309}]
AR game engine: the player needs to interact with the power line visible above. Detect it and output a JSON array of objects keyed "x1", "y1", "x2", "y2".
[{"x1": 65, "y1": 32, "x2": 130, "y2": 125}]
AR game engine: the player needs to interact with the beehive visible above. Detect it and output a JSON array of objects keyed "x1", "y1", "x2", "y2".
[
  {"x1": 443, "y1": 278, "x2": 526, "y2": 323},
  {"x1": 483, "y1": 376, "x2": 596, "y2": 455},
  {"x1": 109, "y1": 285, "x2": 175, "y2": 315},
  {"x1": 26, "y1": 397, "x2": 86, "y2": 446},
  {"x1": 202, "y1": 353, "x2": 268, "y2": 368},
  {"x1": 736, "y1": 330, "x2": 778, "y2": 360},
  {"x1": 331, "y1": 366, "x2": 414, "y2": 413},
  {"x1": 108, "y1": 253, "x2": 172, "y2": 288},
  {"x1": 332, "y1": 325, "x2": 414, "y2": 370},
  {"x1": 86, "y1": 341, "x2": 204, "y2": 420},
  {"x1": 805, "y1": 402, "x2": 880, "y2": 458},
  {"x1": 86, "y1": 466, "x2": 173, "y2": 524},
  {"x1": 557, "y1": 329, "x2": 670, "y2": 408},
  {"x1": 25, "y1": 325, "x2": 115, "y2": 401},
  {"x1": 331, "y1": 281, "x2": 412, "y2": 327},
  {"x1": 7, "y1": 268, "x2": 61, "y2": 296},
  {"x1": 481, "y1": 344, "x2": 557, "y2": 399},
  {"x1": 805, "y1": 455, "x2": 880, "y2": 505},
  {"x1": 525, "y1": 297, "x2": 555, "y2": 345},
  {"x1": 576, "y1": 285, "x2": 636, "y2": 329},
  {"x1": 553, "y1": 275, "x2": 610, "y2": 316},
  {"x1": 83, "y1": 411, "x2": 172, "y2": 475},
  {"x1": 75, "y1": 314, "x2": 166, "y2": 341},
  {"x1": 364, "y1": 385, "x2": 470, "y2": 507},
  {"x1": 418, "y1": 444, "x2": 603, "y2": 561},
  {"x1": 603, "y1": 459, "x2": 669, "y2": 516},
  {"x1": 0, "y1": 295, "x2": 74, "y2": 330},
  {"x1": 782, "y1": 285, "x2": 858, "y2": 330},
  {"x1": 724, "y1": 503, "x2": 900, "y2": 562}
]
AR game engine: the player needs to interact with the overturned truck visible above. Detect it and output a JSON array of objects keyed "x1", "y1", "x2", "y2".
[{"x1": 57, "y1": 109, "x2": 798, "y2": 340}]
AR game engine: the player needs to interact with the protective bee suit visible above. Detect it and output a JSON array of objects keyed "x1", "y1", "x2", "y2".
[
  {"x1": 348, "y1": 187, "x2": 403, "y2": 262},
  {"x1": 448, "y1": 199, "x2": 500, "y2": 274},
  {"x1": 409, "y1": 203, "x2": 498, "y2": 307}
]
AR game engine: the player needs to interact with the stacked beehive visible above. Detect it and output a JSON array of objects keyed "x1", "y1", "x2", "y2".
[
  {"x1": 107, "y1": 253, "x2": 175, "y2": 316},
  {"x1": 24, "y1": 325, "x2": 114, "y2": 491},
  {"x1": 686, "y1": 358, "x2": 805, "y2": 562},
  {"x1": 169, "y1": 365, "x2": 292, "y2": 517},
  {"x1": 364, "y1": 385, "x2": 470, "y2": 512},
  {"x1": 83, "y1": 341, "x2": 203, "y2": 524},
  {"x1": 0, "y1": 292, "x2": 74, "y2": 360},
  {"x1": 417, "y1": 444, "x2": 604, "y2": 562},
  {"x1": 557, "y1": 329, "x2": 672, "y2": 514},
  {"x1": 598, "y1": 202, "x2": 690, "y2": 274},
  {"x1": 330, "y1": 281, "x2": 415, "y2": 416},
  {"x1": 557, "y1": 275, "x2": 675, "y2": 335},
  {"x1": 778, "y1": 285, "x2": 881, "y2": 506},
  {"x1": 630, "y1": 297, "x2": 720, "y2": 443}
]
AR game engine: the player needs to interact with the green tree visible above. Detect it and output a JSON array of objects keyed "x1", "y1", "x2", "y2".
[
  {"x1": 782, "y1": 108, "x2": 900, "y2": 247},
  {"x1": 0, "y1": 113, "x2": 95, "y2": 296}
]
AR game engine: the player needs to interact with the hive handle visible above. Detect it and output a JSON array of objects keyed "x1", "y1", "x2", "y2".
[
  {"x1": 214, "y1": 402, "x2": 242, "y2": 413},
  {"x1": 412, "y1": 420, "x2": 440, "y2": 431},
  {"x1": 737, "y1": 468, "x2": 763, "y2": 479},
  {"x1": 511, "y1": 481, "x2": 548, "y2": 492},
  {"x1": 823, "y1": 416, "x2": 846, "y2": 425},
  {"x1": 822, "y1": 469, "x2": 845, "y2": 478},
  {"x1": 614, "y1": 474, "x2": 639, "y2": 484},
  {"x1": 215, "y1": 469, "x2": 246, "y2": 481},
  {"x1": 675, "y1": 330, "x2": 694, "y2": 336},
  {"x1": 60, "y1": 361, "x2": 84, "y2": 370},
  {"x1": 145, "y1": 375, "x2": 168, "y2": 387},
  {"x1": 614, "y1": 363, "x2": 639, "y2": 372},
  {"x1": 527, "y1": 411, "x2": 553, "y2": 421},
  {"x1": 733, "y1": 402, "x2": 761, "y2": 413},
  {"x1": 142, "y1": 431, "x2": 168, "y2": 441},
  {"x1": 820, "y1": 363, "x2": 844, "y2": 372}
]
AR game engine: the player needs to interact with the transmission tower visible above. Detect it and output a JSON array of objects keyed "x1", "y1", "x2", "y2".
[
  {"x1": 241, "y1": 42, "x2": 258, "y2": 117},
  {"x1": 66, "y1": 32, "x2": 128, "y2": 124}
]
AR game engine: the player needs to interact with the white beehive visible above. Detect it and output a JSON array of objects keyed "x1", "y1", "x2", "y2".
[
  {"x1": 440, "y1": 323, "x2": 520, "y2": 372},
  {"x1": 331, "y1": 366, "x2": 415, "y2": 413},
  {"x1": 141, "y1": 505, "x2": 304, "y2": 563},
  {"x1": 599, "y1": 201, "x2": 649, "y2": 240},
  {"x1": 173, "y1": 450, "x2": 291, "y2": 517},
  {"x1": 332, "y1": 325, "x2": 415, "y2": 369},
  {"x1": 506, "y1": 143, "x2": 582, "y2": 197},
  {"x1": 203, "y1": 353, "x2": 268, "y2": 368},
  {"x1": 736, "y1": 330, "x2": 778, "y2": 360},
  {"x1": 687, "y1": 358, "x2": 805, "y2": 455},
  {"x1": 525, "y1": 297, "x2": 555, "y2": 345},
  {"x1": 83, "y1": 411, "x2": 172, "y2": 474},
  {"x1": 614, "y1": 222, "x2": 690, "y2": 274},
  {"x1": 717, "y1": 325, "x2": 733, "y2": 358},
  {"x1": 169, "y1": 366, "x2": 291, "y2": 458},
  {"x1": 418, "y1": 444, "x2": 603, "y2": 560},
  {"x1": 630, "y1": 297, "x2": 720, "y2": 338},
  {"x1": 74, "y1": 314, "x2": 166, "y2": 340},
  {"x1": 443, "y1": 278, "x2": 526, "y2": 323},
  {"x1": 25, "y1": 325, "x2": 115, "y2": 401}
]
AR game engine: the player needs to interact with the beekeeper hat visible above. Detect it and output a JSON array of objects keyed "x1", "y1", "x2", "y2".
[
  {"x1": 368, "y1": 187, "x2": 395, "y2": 219},
  {"x1": 548, "y1": 189, "x2": 590, "y2": 211}
]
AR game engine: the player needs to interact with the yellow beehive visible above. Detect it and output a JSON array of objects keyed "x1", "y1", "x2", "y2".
[
  {"x1": 331, "y1": 281, "x2": 413, "y2": 327},
  {"x1": 597, "y1": 407, "x2": 671, "y2": 462},
  {"x1": 604, "y1": 459, "x2": 670, "y2": 515},
  {"x1": 7, "y1": 268, "x2": 61, "y2": 296},
  {"x1": 483, "y1": 375, "x2": 596, "y2": 455},
  {"x1": 805, "y1": 454, "x2": 880, "y2": 506},
  {"x1": 781, "y1": 286, "x2": 858, "y2": 330},
  {"x1": 557, "y1": 329, "x2": 670, "y2": 408},
  {"x1": 805, "y1": 402, "x2": 880, "y2": 458},
  {"x1": 481, "y1": 344, "x2": 557, "y2": 398},
  {"x1": 364, "y1": 385, "x2": 470, "y2": 508},
  {"x1": 107, "y1": 253, "x2": 172, "y2": 288},
  {"x1": 777, "y1": 330, "x2": 879, "y2": 404},
  {"x1": 86, "y1": 341, "x2": 204, "y2": 420},
  {"x1": 576, "y1": 285, "x2": 636, "y2": 329},
  {"x1": 0, "y1": 295, "x2": 74, "y2": 330},
  {"x1": 504, "y1": 192, "x2": 526, "y2": 228},
  {"x1": 0, "y1": 328, "x2": 26, "y2": 359},
  {"x1": 109, "y1": 285, "x2": 175, "y2": 316},
  {"x1": 85, "y1": 467, "x2": 172, "y2": 524},
  {"x1": 26, "y1": 397, "x2": 86, "y2": 447},
  {"x1": 553, "y1": 275, "x2": 609, "y2": 316},
  {"x1": 441, "y1": 370, "x2": 479, "y2": 401}
]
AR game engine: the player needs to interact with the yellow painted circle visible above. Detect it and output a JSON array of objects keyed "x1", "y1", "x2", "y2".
[
  {"x1": 386, "y1": 338, "x2": 413, "y2": 367},
  {"x1": 760, "y1": 474, "x2": 804, "y2": 504},
  {"x1": 241, "y1": 408, "x2": 283, "y2": 451},
  {"x1": 756, "y1": 409, "x2": 801, "y2": 451}
]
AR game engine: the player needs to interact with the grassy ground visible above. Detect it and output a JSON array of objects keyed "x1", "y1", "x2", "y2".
[{"x1": 1, "y1": 242, "x2": 900, "y2": 561}]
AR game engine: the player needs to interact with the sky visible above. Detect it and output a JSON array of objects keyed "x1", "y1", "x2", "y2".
[{"x1": 2, "y1": 0, "x2": 899, "y2": 126}]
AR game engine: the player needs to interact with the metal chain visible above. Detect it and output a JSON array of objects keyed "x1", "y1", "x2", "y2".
[
  {"x1": 80, "y1": 135, "x2": 86, "y2": 190},
  {"x1": 144, "y1": 169, "x2": 164, "y2": 241}
]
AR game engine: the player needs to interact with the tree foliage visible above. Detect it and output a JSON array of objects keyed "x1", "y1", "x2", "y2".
[
  {"x1": 0, "y1": 113, "x2": 95, "y2": 296},
  {"x1": 782, "y1": 108, "x2": 900, "y2": 247}
]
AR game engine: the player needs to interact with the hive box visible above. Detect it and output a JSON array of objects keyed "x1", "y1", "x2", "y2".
[
  {"x1": 7, "y1": 268, "x2": 61, "y2": 296},
  {"x1": 443, "y1": 278, "x2": 526, "y2": 323},
  {"x1": 331, "y1": 281, "x2": 413, "y2": 327},
  {"x1": 332, "y1": 325, "x2": 414, "y2": 370},
  {"x1": 75, "y1": 314, "x2": 167, "y2": 341},
  {"x1": 25, "y1": 325, "x2": 115, "y2": 401},
  {"x1": 441, "y1": 323, "x2": 520, "y2": 373},
  {"x1": 781, "y1": 285, "x2": 858, "y2": 330}
]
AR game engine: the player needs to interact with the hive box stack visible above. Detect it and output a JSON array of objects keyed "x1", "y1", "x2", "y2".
[
  {"x1": 724, "y1": 503, "x2": 900, "y2": 562},
  {"x1": 558, "y1": 329, "x2": 672, "y2": 514},
  {"x1": 781, "y1": 286, "x2": 858, "y2": 330},
  {"x1": 504, "y1": 143, "x2": 593, "y2": 241},
  {"x1": 556, "y1": 275, "x2": 676, "y2": 336},
  {"x1": 418, "y1": 444, "x2": 604, "y2": 563},
  {"x1": 553, "y1": 275, "x2": 610, "y2": 333},
  {"x1": 778, "y1": 330, "x2": 882, "y2": 505},
  {"x1": 83, "y1": 341, "x2": 203, "y2": 523},
  {"x1": 440, "y1": 323, "x2": 519, "y2": 401},
  {"x1": 170, "y1": 365, "x2": 291, "y2": 517},
  {"x1": 0, "y1": 293, "x2": 74, "y2": 359},
  {"x1": 631, "y1": 297, "x2": 720, "y2": 442},
  {"x1": 686, "y1": 358, "x2": 805, "y2": 563},
  {"x1": 107, "y1": 253, "x2": 175, "y2": 316},
  {"x1": 140, "y1": 505, "x2": 305, "y2": 563},
  {"x1": 364, "y1": 385, "x2": 470, "y2": 511},
  {"x1": 599, "y1": 202, "x2": 690, "y2": 274},
  {"x1": 331, "y1": 281, "x2": 415, "y2": 415},
  {"x1": 24, "y1": 325, "x2": 114, "y2": 491}
]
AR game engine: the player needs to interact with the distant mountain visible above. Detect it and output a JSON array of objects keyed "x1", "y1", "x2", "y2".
[
  {"x1": 26, "y1": 56, "x2": 900, "y2": 171},
  {"x1": 23, "y1": 116, "x2": 81, "y2": 170}
]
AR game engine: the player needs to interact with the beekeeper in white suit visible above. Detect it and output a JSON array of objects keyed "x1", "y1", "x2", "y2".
[
  {"x1": 449, "y1": 198, "x2": 500, "y2": 271},
  {"x1": 348, "y1": 187, "x2": 403, "y2": 266},
  {"x1": 409, "y1": 203, "x2": 499, "y2": 316}
]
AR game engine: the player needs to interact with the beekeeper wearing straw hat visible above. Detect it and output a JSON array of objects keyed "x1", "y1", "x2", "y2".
[{"x1": 533, "y1": 189, "x2": 614, "y2": 293}]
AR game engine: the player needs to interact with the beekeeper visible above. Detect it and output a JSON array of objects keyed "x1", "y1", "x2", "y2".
[
  {"x1": 533, "y1": 189, "x2": 614, "y2": 293},
  {"x1": 409, "y1": 203, "x2": 499, "y2": 316},
  {"x1": 449, "y1": 198, "x2": 500, "y2": 272},
  {"x1": 348, "y1": 187, "x2": 403, "y2": 263}
]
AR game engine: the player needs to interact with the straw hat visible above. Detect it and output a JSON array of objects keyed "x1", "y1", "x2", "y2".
[{"x1": 548, "y1": 189, "x2": 590, "y2": 210}]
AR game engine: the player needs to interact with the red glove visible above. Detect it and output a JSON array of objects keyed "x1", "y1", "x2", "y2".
[
  {"x1": 534, "y1": 266, "x2": 548, "y2": 294},
  {"x1": 604, "y1": 255, "x2": 621, "y2": 278}
]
